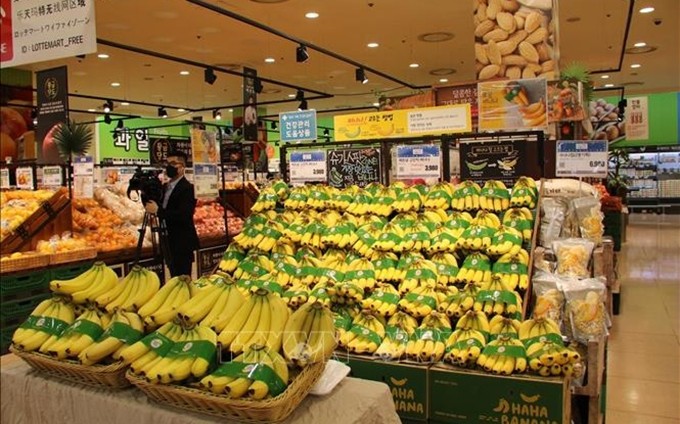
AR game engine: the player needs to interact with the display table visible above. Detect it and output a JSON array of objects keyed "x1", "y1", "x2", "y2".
[{"x1": 0, "y1": 355, "x2": 400, "y2": 424}]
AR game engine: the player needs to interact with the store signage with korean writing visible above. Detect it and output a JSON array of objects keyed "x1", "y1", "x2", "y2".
[
  {"x1": 36, "y1": 65, "x2": 68, "y2": 164},
  {"x1": 327, "y1": 148, "x2": 381, "y2": 188},
  {"x1": 198, "y1": 245, "x2": 227, "y2": 276},
  {"x1": 556, "y1": 140, "x2": 608, "y2": 178},
  {"x1": 0, "y1": 168, "x2": 10, "y2": 188},
  {"x1": 289, "y1": 150, "x2": 326, "y2": 185},
  {"x1": 334, "y1": 105, "x2": 471, "y2": 142},
  {"x1": 395, "y1": 145, "x2": 441, "y2": 179},
  {"x1": 15, "y1": 166, "x2": 34, "y2": 189},
  {"x1": 150, "y1": 137, "x2": 193, "y2": 167},
  {"x1": 478, "y1": 78, "x2": 548, "y2": 132},
  {"x1": 436, "y1": 83, "x2": 479, "y2": 118},
  {"x1": 460, "y1": 140, "x2": 529, "y2": 186},
  {"x1": 279, "y1": 110, "x2": 318, "y2": 142},
  {"x1": 1, "y1": 0, "x2": 97, "y2": 68},
  {"x1": 41, "y1": 165, "x2": 62, "y2": 187},
  {"x1": 194, "y1": 163, "x2": 219, "y2": 198},
  {"x1": 625, "y1": 96, "x2": 649, "y2": 140},
  {"x1": 191, "y1": 128, "x2": 220, "y2": 164},
  {"x1": 72, "y1": 155, "x2": 93, "y2": 198}
]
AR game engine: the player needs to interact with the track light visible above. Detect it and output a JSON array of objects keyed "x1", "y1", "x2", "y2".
[
  {"x1": 355, "y1": 67, "x2": 368, "y2": 84},
  {"x1": 295, "y1": 90, "x2": 305, "y2": 101},
  {"x1": 271, "y1": 121, "x2": 277, "y2": 130},
  {"x1": 254, "y1": 78, "x2": 263, "y2": 94},
  {"x1": 158, "y1": 107, "x2": 168, "y2": 118},
  {"x1": 103, "y1": 100, "x2": 114, "y2": 113},
  {"x1": 298, "y1": 99, "x2": 308, "y2": 110},
  {"x1": 116, "y1": 119, "x2": 124, "y2": 129},
  {"x1": 104, "y1": 114, "x2": 112, "y2": 124},
  {"x1": 204, "y1": 67, "x2": 217, "y2": 85},
  {"x1": 323, "y1": 128, "x2": 330, "y2": 136},
  {"x1": 296, "y1": 44, "x2": 309, "y2": 63},
  {"x1": 213, "y1": 109, "x2": 222, "y2": 120}
]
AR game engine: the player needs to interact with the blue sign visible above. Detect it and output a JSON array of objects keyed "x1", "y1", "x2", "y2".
[
  {"x1": 395, "y1": 144, "x2": 441, "y2": 178},
  {"x1": 279, "y1": 110, "x2": 317, "y2": 142},
  {"x1": 556, "y1": 140, "x2": 608, "y2": 178},
  {"x1": 289, "y1": 150, "x2": 326, "y2": 184}
]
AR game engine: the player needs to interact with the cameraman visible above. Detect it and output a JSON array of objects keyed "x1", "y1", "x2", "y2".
[{"x1": 144, "y1": 151, "x2": 199, "y2": 277}]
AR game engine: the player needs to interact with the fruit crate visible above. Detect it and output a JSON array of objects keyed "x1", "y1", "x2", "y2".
[
  {"x1": 0, "y1": 269, "x2": 51, "y2": 301},
  {"x1": 50, "y1": 261, "x2": 94, "y2": 281},
  {"x1": 0, "y1": 293, "x2": 50, "y2": 328}
]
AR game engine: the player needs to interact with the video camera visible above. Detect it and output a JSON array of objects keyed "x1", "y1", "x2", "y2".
[{"x1": 127, "y1": 166, "x2": 164, "y2": 205}]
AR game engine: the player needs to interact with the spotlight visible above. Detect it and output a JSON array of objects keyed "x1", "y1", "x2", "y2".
[
  {"x1": 104, "y1": 114, "x2": 112, "y2": 124},
  {"x1": 325, "y1": 137, "x2": 331, "y2": 143},
  {"x1": 271, "y1": 121, "x2": 277, "y2": 130},
  {"x1": 296, "y1": 44, "x2": 309, "y2": 63},
  {"x1": 213, "y1": 109, "x2": 222, "y2": 120},
  {"x1": 103, "y1": 100, "x2": 114, "y2": 113},
  {"x1": 158, "y1": 107, "x2": 168, "y2": 118},
  {"x1": 323, "y1": 128, "x2": 330, "y2": 136},
  {"x1": 254, "y1": 78, "x2": 263, "y2": 94},
  {"x1": 295, "y1": 90, "x2": 305, "y2": 101},
  {"x1": 117, "y1": 119, "x2": 124, "y2": 129},
  {"x1": 204, "y1": 67, "x2": 217, "y2": 85},
  {"x1": 355, "y1": 67, "x2": 368, "y2": 84},
  {"x1": 298, "y1": 99, "x2": 308, "y2": 110}
]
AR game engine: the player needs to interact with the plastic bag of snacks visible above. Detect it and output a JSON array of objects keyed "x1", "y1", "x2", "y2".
[
  {"x1": 539, "y1": 197, "x2": 568, "y2": 248},
  {"x1": 563, "y1": 277, "x2": 608, "y2": 344},
  {"x1": 531, "y1": 271, "x2": 565, "y2": 326},
  {"x1": 572, "y1": 197, "x2": 605, "y2": 245},
  {"x1": 552, "y1": 238, "x2": 595, "y2": 279}
]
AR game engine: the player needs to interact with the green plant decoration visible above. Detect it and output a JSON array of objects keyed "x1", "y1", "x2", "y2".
[
  {"x1": 52, "y1": 120, "x2": 94, "y2": 162},
  {"x1": 608, "y1": 148, "x2": 630, "y2": 198},
  {"x1": 560, "y1": 62, "x2": 594, "y2": 102}
]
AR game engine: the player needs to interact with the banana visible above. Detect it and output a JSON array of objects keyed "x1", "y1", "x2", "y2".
[{"x1": 50, "y1": 263, "x2": 103, "y2": 295}]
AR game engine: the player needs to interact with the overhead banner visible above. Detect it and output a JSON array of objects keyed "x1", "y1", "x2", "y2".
[
  {"x1": 459, "y1": 139, "x2": 528, "y2": 185},
  {"x1": 378, "y1": 92, "x2": 435, "y2": 111},
  {"x1": 36, "y1": 65, "x2": 69, "y2": 163},
  {"x1": 289, "y1": 150, "x2": 326, "y2": 185},
  {"x1": 625, "y1": 96, "x2": 649, "y2": 140},
  {"x1": 478, "y1": 78, "x2": 548, "y2": 132},
  {"x1": 327, "y1": 148, "x2": 381, "y2": 188},
  {"x1": 547, "y1": 79, "x2": 585, "y2": 122},
  {"x1": 555, "y1": 140, "x2": 608, "y2": 178},
  {"x1": 395, "y1": 145, "x2": 441, "y2": 180},
  {"x1": 242, "y1": 67, "x2": 258, "y2": 142},
  {"x1": 279, "y1": 110, "x2": 318, "y2": 142},
  {"x1": 1, "y1": 0, "x2": 97, "y2": 68},
  {"x1": 190, "y1": 128, "x2": 219, "y2": 164},
  {"x1": 334, "y1": 105, "x2": 471, "y2": 142},
  {"x1": 436, "y1": 83, "x2": 479, "y2": 125}
]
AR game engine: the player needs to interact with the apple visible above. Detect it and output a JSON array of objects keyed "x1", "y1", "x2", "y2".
[{"x1": 0, "y1": 107, "x2": 28, "y2": 140}]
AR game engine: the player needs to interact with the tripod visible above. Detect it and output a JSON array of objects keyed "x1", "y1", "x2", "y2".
[{"x1": 135, "y1": 212, "x2": 173, "y2": 282}]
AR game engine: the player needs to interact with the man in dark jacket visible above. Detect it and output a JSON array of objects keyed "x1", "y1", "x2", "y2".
[{"x1": 144, "y1": 151, "x2": 199, "y2": 277}]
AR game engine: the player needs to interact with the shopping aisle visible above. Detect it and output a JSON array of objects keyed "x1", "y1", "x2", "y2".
[{"x1": 605, "y1": 214, "x2": 680, "y2": 423}]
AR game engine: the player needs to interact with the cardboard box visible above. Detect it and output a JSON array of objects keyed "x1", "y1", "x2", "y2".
[
  {"x1": 338, "y1": 352, "x2": 429, "y2": 421},
  {"x1": 429, "y1": 364, "x2": 570, "y2": 424}
]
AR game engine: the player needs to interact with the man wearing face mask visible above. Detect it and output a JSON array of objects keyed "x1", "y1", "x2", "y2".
[{"x1": 144, "y1": 151, "x2": 199, "y2": 277}]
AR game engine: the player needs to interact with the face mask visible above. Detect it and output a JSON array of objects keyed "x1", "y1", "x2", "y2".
[{"x1": 165, "y1": 165, "x2": 179, "y2": 179}]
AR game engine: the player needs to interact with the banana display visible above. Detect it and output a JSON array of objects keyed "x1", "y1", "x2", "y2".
[
  {"x1": 479, "y1": 180, "x2": 511, "y2": 213},
  {"x1": 374, "y1": 312, "x2": 418, "y2": 360},
  {"x1": 137, "y1": 276, "x2": 192, "y2": 328},
  {"x1": 95, "y1": 265, "x2": 161, "y2": 313},
  {"x1": 510, "y1": 177, "x2": 538, "y2": 209},
  {"x1": 79, "y1": 311, "x2": 144, "y2": 365},
  {"x1": 405, "y1": 312, "x2": 451, "y2": 363},
  {"x1": 12, "y1": 296, "x2": 76, "y2": 352},
  {"x1": 283, "y1": 302, "x2": 337, "y2": 365}
]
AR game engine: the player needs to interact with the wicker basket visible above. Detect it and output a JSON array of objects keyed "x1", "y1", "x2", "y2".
[
  {"x1": 127, "y1": 361, "x2": 325, "y2": 423},
  {"x1": 0, "y1": 253, "x2": 50, "y2": 274},
  {"x1": 49, "y1": 248, "x2": 97, "y2": 265},
  {"x1": 9, "y1": 345, "x2": 130, "y2": 389}
]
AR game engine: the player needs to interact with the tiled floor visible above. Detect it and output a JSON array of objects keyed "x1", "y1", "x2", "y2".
[{"x1": 605, "y1": 213, "x2": 680, "y2": 423}]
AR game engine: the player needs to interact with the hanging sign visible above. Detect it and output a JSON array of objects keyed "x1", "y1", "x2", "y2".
[
  {"x1": 279, "y1": 110, "x2": 318, "y2": 142},
  {"x1": 459, "y1": 140, "x2": 529, "y2": 186},
  {"x1": 334, "y1": 105, "x2": 471, "y2": 142},
  {"x1": 556, "y1": 140, "x2": 608, "y2": 178},
  {"x1": 193, "y1": 163, "x2": 219, "y2": 198},
  {"x1": 243, "y1": 67, "x2": 258, "y2": 142},
  {"x1": 72, "y1": 155, "x2": 94, "y2": 198},
  {"x1": 327, "y1": 148, "x2": 381, "y2": 188},
  {"x1": 0, "y1": 0, "x2": 97, "y2": 68},
  {"x1": 289, "y1": 150, "x2": 326, "y2": 185},
  {"x1": 395, "y1": 145, "x2": 441, "y2": 179},
  {"x1": 191, "y1": 128, "x2": 219, "y2": 164},
  {"x1": 15, "y1": 166, "x2": 34, "y2": 189},
  {"x1": 36, "y1": 65, "x2": 69, "y2": 164},
  {"x1": 478, "y1": 78, "x2": 548, "y2": 132},
  {"x1": 150, "y1": 136, "x2": 193, "y2": 167},
  {"x1": 0, "y1": 168, "x2": 10, "y2": 188},
  {"x1": 41, "y1": 165, "x2": 62, "y2": 187},
  {"x1": 625, "y1": 96, "x2": 649, "y2": 140}
]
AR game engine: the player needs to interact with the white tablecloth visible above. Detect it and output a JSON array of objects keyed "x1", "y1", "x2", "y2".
[{"x1": 0, "y1": 355, "x2": 400, "y2": 424}]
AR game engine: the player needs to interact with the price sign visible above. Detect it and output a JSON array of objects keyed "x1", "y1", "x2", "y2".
[
  {"x1": 395, "y1": 145, "x2": 441, "y2": 179},
  {"x1": 327, "y1": 148, "x2": 381, "y2": 188},
  {"x1": 279, "y1": 110, "x2": 318, "y2": 142},
  {"x1": 0, "y1": 168, "x2": 10, "y2": 189},
  {"x1": 42, "y1": 166, "x2": 63, "y2": 188},
  {"x1": 198, "y1": 245, "x2": 228, "y2": 276},
  {"x1": 15, "y1": 167, "x2": 34, "y2": 189},
  {"x1": 73, "y1": 156, "x2": 94, "y2": 198},
  {"x1": 289, "y1": 151, "x2": 326, "y2": 185},
  {"x1": 194, "y1": 164, "x2": 219, "y2": 198},
  {"x1": 556, "y1": 140, "x2": 608, "y2": 178}
]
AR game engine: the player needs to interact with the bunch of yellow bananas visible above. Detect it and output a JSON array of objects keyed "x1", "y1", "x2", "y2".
[
  {"x1": 445, "y1": 328, "x2": 487, "y2": 367},
  {"x1": 282, "y1": 283, "x2": 310, "y2": 309},
  {"x1": 250, "y1": 187, "x2": 279, "y2": 212},
  {"x1": 42, "y1": 308, "x2": 111, "y2": 360},
  {"x1": 428, "y1": 252, "x2": 459, "y2": 285},
  {"x1": 510, "y1": 177, "x2": 538, "y2": 209},
  {"x1": 372, "y1": 186, "x2": 397, "y2": 217},
  {"x1": 486, "y1": 226, "x2": 524, "y2": 257},
  {"x1": 95, "y1": 266, "x2": 160, "y2": 314},
  {"x1": 398, "y1": 258, "x2": 438, "y2": 294},
  {"x1": 232, "y1": 253, "x2": 274, "y2": 281},
  {"x1": 456, "y1": 310, "x2": 491, "y2": 335},
  {"x1": 350, "y1": 223, "x2": 381, "y2": 257},
  {"x1": 488, "y1": 315, "x2": 521, "y2": 339},
  {"x1": 321, "y1": 221, "x2": 357, "y2": 249},
  {"x1": 474, "y1": 276, "x2": 523, "y2": 316},
  {"x1": 527, "y1": 341, "x2": 582, "y2": 377},
  {"x1": 374, "y1": 312, "x2": 418, "y2": 360},
  {"x1": 479, "y1": 180, "x2": 511, "y2": 212},
  {"x1": 423, "y1": 182, "x2": 454, "y2": 209},
  {"x1": 472, "y1": 210, "x2": 502, "y2": 229},
  {"x1": 456, "y1": 224, "x2": 497, "y2": 252},
  {"x1": 338, "y1": 310, "x2": 385, "y2": 355},
  {"x1": 218, "y1": 244, "x2": 246, "y2": 273},
  {"x1": 371, "y1": 251, "x2": 401, "y2": 283},
  {"x1": 283, "y1": 302, "x2": 337, "y2": 366},
  {"x1": 283, "y1": 187, "x2": 310, "y2": 210},
  {"x1": 373, "y1": 223, "x2": 406, "y2": 253},
  {"x1": 362, "y1": 283, "x2": 401, "y2": 316},
  {"x1": 451, "y1": 181, "x2": 482, "y2": 211},
  {"x1": 420, "y1": 209, "x2": 449, "y2": 225},
  {"x1": 502, "y1": 207, "x2": 534, "y2": 242},
  {"x1": 78, "y1": 310, "x2": 144, "y2": 365},
  {"x1": 49, "y1": 262, "x2": 114, "y2": 298},
  {"x1": 426, "y1": 227, "x2": 459, "y2": 254},
  {"x1": 393, "y1": 187, "x2": 423, "y2": 212},
  {"x1": 455, "y1": 252, "x2": 492, "y2": 285},
  {"x1": 198, "y1": 344, "x2": 289, "y2": 399},
  {"x1": 306, "y1": 186, "x2": 332, "y2": 210},
  {"x1": 328, "y1": 187, "x2": 355, "y2": 211},
  {"x1": 12, "y1": 296, "x2": 75, "y2": 352},
  {"x1": 343, "y1": 257, "x2": 377, "y2": 291},
  {"x1": 137, "y1": 276, "x2": 191, "y2": 328},
  {"x1": 477, "y1": 336, "x2": 527, "y2": 375},
  {"x1": 439, "y1": 283, "x2": 479, "y2": 318},
  {"x1": 398, "y1": 283, "x2": 443, "y2": 318},
  {"x1": 400, "y1": 223, "x2": 432, "y2": 251},
  {"x1": 492, "y1": 250, "x2": 530, "y2": 291},
  {"x1": 332, "y1": 304, "x2": 359, "y2": 342},
  {"x1": 346, "y1": 190, "x2": 374, "y2": 215},
  {"x1": 404, "y1": 312, "x2": 451, "y2": 363}
]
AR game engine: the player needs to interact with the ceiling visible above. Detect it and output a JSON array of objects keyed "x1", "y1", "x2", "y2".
[{"x1": 8, "y1": 0, "x2": 680, "y2": 123}]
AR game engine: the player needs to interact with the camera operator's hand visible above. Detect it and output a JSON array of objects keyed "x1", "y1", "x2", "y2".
[{"x1": 145, "y1": 200, "x2": 159, "y2": 215}]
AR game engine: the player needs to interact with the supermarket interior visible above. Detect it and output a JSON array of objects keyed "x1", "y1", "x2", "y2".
[{"x1": 1, "y1": 0, "x2": 679, "y2": 423}]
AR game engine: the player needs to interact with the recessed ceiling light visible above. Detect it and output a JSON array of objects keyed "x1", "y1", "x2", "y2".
[
  {"x1": 566, "y1": 17, "x2": 581, "y2": 23},
  {"x1": 87, "y1": 108, "x2": 96, "y2": 112},
  {"x1": 367, "y1": 42, "x2": 379, "y2": 48},
  {"x1": 439, "y1": 78, "x2": 449, "y2": 83},
  {"x1": 179, "y1": 70, "x2": 190, "y2": 75},
  {"x1": 601, "y1": 75, "x2": 610, "y2": 79},
  {"x1": 264, "y1": 57, "x2": 276, "y2": 63},
  {"x1": 630, "y1": 63, "x2": 641, "y2": 68},
  {"x1": 177, "y1": 108, "x2": 186, "y2": 112},
  {"x1": 305, "y1": 12, "x2": 319, "y2": 19},
  {"x1": 121, "y1": 102, "x2": 130, "y2": 106},
  {"x1": 372, "y1": 102, "x2": 380, "y2": 107},
  {"x1": 409, "y1": 63, "x2": 420, "y2": 68},
  {"x1": 430, "y1": 68, "x2": 456, "y2": 76},
  {"x1": 639, "y1": 6, "x2": 654, "y2": 13},
  {"x1": 417, "y1": 32, "x2": 454, "y2": 43},
  {"x1": 604, "y1": 83, "x2": 614, "y2": 88},
  {"x1": 228, "y1": 109, "x2": 234, "y2": 112},
  {"x1": 110, "y1": 82, "x2": 120, "y2": 87},
  {"x1": 634, "y1": 42, "x2": 647, "y2": 48},
  {"x1": 288, "y1": 93, "x2": 296, "y2": 98},
  {"x1": 97, "y1": 53, "x2": 109, "y2": 59}
]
